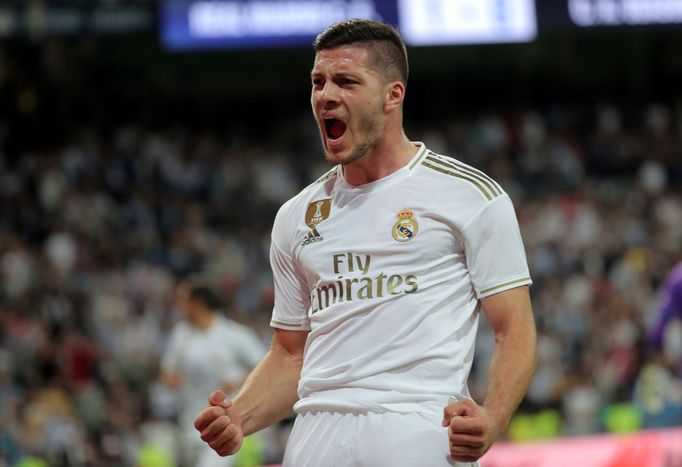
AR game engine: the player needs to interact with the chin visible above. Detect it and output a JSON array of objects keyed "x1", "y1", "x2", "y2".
[
  {"x1": 322, "y1": 140, "x2": 370, "y2": 166},
  {"x1": 323, "y1": 146, "x2": 347, "y2": 164},
  {"x1": 325, "y1": 152, "x2": 357, "y2": 166}
]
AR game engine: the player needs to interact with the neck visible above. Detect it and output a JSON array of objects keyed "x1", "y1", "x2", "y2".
[
  {"x1": 342, "y1": 131, "x2": 417, "y2": 186},
  {"x1": 193, "y1": 311, "x2": 215, "y2": 330}
]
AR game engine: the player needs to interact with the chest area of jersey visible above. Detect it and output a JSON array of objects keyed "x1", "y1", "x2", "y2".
[
  {"x1": 293, "y1": 191, "x2": 461, "y2": 286},
  {"x1": 178, "y1": 330, "x2": 237, "y2": 372}
]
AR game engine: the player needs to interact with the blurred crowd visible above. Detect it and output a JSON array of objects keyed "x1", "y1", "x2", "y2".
[{"x1": 1, "y1": 99, "x2": 681, "y2": 466}]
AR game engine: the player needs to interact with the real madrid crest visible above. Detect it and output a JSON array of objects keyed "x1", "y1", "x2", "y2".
[{"x1": 392, "y1": 209, "x2": 418, "y2": 242}]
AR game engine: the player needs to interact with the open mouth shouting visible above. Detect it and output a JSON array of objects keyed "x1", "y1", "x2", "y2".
[{"x1": 323, "y1": 118, "x2": 347, "y2": 148}]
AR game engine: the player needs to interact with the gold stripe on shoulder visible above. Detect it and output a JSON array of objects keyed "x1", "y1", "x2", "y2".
[
  {"x1": 430, "y1": 153, "x2": 503, "y2": 195},
  {"x1": 422, "y1": 160, "x2": 493, "y2": 201},
  {"x1": 480, "y1": 277, "x2": 531, "y2": 294},
  {"x1": 270, "y1": 319, "x2": 306, "y2": 329},
  {"x1": 426, "y1": 154, "x2": 501, "y2": 197},
  {"x1": 408, "y1": 144, "x2": 428, "y2": 170}
]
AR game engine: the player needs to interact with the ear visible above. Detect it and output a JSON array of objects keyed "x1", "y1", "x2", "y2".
[{"x1": 384, "y1": 81, "x2": 405, "y2": 111}]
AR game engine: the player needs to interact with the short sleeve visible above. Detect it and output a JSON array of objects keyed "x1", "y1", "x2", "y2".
[
  {"x1": 269, "y1": 206, "x2": 312, "y2": 331},
  {"x1": 462, "y1": 194, "x2": 532, "y2": 298}
]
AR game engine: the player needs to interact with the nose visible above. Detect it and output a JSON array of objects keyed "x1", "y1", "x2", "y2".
[{"x1": 317, "y1": 82, "x2": 340, "y2": 110}]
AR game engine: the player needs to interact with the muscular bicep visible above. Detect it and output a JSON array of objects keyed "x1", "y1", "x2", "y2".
[
  {"x1": 271, "y1": 328, "x2": 309, "y2": 361},
  {"x1": 480, "y1": 286, "x2": 535, "y2": 339}
]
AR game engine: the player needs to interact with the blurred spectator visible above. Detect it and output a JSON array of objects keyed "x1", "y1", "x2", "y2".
[
  {"x1": 159, "y1": 279, "x2": 266, "y2": 467},
  {"x1": 638, "y1": 261, "x2": 682, "y2": 428},
  {"x1": 648, "y1": 261, "x2": 682, "y2": 369}
]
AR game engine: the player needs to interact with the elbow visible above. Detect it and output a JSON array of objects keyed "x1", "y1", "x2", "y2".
[{"x1": 271, "y1": 329, "x2": 308, "y2": 365}]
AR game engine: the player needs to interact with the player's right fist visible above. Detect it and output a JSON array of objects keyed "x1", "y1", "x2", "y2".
[{"x1": 194, "y1": 390, "x2": 244, "y2": 457}]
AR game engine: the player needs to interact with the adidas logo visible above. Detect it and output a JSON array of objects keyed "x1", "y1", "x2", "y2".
[{"x1": 301, "y1": 228, "x2": 323, "y2": 246}]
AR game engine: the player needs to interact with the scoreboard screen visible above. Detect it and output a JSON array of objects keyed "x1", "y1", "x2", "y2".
[{"x1": 160, "y1": 0, "x2": 538, "y2": 50}]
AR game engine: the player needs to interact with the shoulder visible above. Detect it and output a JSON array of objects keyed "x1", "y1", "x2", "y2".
[
  {"x1": 213, "y1": 315, "x2": 238, "y2": 334},
  {"x1": 169, "y1": 320, "x2": 192, "y2": 340},
  {"x1": 217, "y1": 316, "x2": 259, "y2": 338},
  {"x1": 416, "y1": 151, "x2": 506, "y2": 204},
  {"x1": 273, "y1": 166, "x2": 340, "y2": 236}
]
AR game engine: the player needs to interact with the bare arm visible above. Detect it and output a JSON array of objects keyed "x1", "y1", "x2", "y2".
[
  {"x1": 235, "y1": 328, "x2": 308, "y2": 435},
  {"x1": 480, "y1": 285, "x2": 537, "y2": 432},
  {"x1": 444, "y1": 285, "x2": 536, "y2": 462},
  {"x1": 194, "y1": 328, "x2": 308, "y2": 456}
]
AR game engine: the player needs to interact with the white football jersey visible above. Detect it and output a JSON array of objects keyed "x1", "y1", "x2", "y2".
[
  {"x1": 269, "y1": 143, "x2": 532, "y2": 416},
  {"x1": 162, "y1": 315, "x2": 266, "y2": 435}
]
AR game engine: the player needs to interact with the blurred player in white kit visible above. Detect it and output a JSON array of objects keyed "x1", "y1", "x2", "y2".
[
  {"x1": 161, "y1": 279, "x2": 265, "y2": 467},
  {"x1": 194, "y1": 19, "x2": 537, "y2": 466}
]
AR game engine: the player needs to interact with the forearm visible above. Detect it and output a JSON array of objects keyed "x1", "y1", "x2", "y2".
[
  {"x1": 483, "y1": 319, "x2": 537, "y2": 432},
  {"x1": 233, "y1": 345, "x2": 303, "y2": 435},
  {"x1": 444, "y1": 293, "x2": 536, "y2": 463}
]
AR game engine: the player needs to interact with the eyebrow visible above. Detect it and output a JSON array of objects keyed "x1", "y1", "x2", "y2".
[{"x1": 310, "y1": 71, "x2": 361, "y2": 80}]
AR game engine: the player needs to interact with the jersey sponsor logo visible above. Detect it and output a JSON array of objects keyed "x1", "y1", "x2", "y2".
[
  {"x1": 305, "y1": 198, "x2": 331, "y2": 228},
  {"x1": 310, "y1": 252, "x2": 419, "y2": 313},
  {"x1": 392, "y1": 209, "x2": 418, "y2": 242},
  {"x1": 301, "y1": 227, "x2": 323, "y2": 246}
]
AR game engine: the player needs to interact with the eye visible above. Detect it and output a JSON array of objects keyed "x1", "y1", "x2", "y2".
[
  {"x1": 312, "y1": 77, "x2": 324, "y2": 88},
  {"x1": 340, "y1": 78, "x2": 356, "y2": 86}
]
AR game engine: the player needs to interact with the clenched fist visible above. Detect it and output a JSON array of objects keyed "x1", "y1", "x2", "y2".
[
  {"x1": 442, "y1": 398, "x2": 502, "y2": 463},
  {"x1": 194, "y1": 390, "x2": 244, "y2": 457}
]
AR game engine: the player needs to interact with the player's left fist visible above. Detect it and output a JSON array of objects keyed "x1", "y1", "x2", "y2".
[{"x1": 442, "y1": 399, "x2": 500, "y2": 463}]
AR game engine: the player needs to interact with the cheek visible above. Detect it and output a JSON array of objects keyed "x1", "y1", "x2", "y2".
[{"x1": 361, "y1": 97, "x2": 384, "y2": 122}]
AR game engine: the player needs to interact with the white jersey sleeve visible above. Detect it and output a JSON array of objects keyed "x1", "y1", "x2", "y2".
[
  {"x1": 462, "y1": 194, "x2": 532, "y2": 298},
  {"x1": 270, "y1": 202, "x2": 312, "y2": 331}
]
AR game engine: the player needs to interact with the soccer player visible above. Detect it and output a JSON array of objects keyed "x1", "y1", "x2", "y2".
[
  {"x1": 194, "y1": 19, "x2": 537, "y2": 466},
  {"x1": 161, "y1": 279, "x2": 265, "y2": 467}
]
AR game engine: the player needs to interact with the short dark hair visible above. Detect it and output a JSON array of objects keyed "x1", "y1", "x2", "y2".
[
  {"x1": 313, "y1": 19, "x2": 409, "y2": 84},
  {"x1": 182, "y1": 278, "x2": 223, "y2": 311}
]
